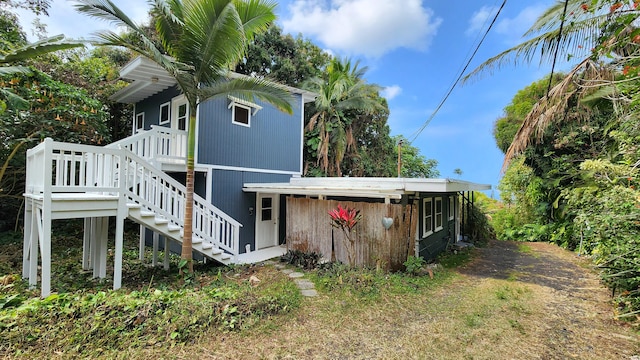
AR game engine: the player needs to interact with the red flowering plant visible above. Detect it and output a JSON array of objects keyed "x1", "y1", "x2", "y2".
[{"x1": 328, "y1": 204, "x2": 362, "y2": 265}]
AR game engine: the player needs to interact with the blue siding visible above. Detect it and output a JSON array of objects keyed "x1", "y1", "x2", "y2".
[
  {"x1": 135, "y1": 87, "x2": 180, "y2": 130},
  {"x1": 197, "y1": 95, "x2": 303, "y2": 173},
  {"x1": 211, "y1": 170, "x2": 291, "y2": 253}
]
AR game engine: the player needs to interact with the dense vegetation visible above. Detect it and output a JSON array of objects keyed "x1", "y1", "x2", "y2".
[{"x1": 482, "y1": 0, "x2": 640, "y2": 323}]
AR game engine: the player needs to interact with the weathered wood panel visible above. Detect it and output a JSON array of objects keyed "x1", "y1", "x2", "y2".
[{"x1": 286, "y1": 197, "x2": 417, "y2": 271}]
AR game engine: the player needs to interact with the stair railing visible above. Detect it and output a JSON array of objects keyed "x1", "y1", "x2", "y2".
[{"x1": 107, "y1": 126, "x2": 187, "y2": 166}]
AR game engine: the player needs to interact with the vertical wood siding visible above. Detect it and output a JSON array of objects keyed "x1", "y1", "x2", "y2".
[{"x1": 286, "y1": 198, "x2": 417, "y2": 271}]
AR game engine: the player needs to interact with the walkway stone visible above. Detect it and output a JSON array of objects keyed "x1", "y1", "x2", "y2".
[{"x1": 277, "y1": 266, "x2": 318, "y2": 297}]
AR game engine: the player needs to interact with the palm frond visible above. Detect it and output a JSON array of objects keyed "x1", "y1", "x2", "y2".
[
  {"x1": 0, "y1": 66, "x2": 31, "y2": 76},
  {"x1": 502, "y1": 58, "x2": 612, "y2": 170},
  {"x1": 463, "y1": 7, "x2": 612, "y2": 83},
  {"x1": 151, "y1": 0, "x2": 185, "y2": 57},
  {"x1": 197, "y1": 75, "x2": 293, "y2": 114},
  {"x1": 235, "y1": 0, "x2": 277, "y2": 41},
  {"x1": 74, "y1": 0, "x2": 143, "y2": 29},
  {"x1": 0, "y1": 35, "x2": 84, "y2": 63}
]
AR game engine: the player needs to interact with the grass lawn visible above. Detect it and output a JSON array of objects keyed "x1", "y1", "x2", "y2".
[{"x1": 1, "y1": 221, "x2": 638, "y2": 359}]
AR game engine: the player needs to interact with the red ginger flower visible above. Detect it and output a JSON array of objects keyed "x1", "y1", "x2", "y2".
[{"x1": 329, "y1": 204, "x2": 362, "y2": 231}]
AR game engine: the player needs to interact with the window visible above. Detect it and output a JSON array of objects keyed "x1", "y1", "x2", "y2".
[
  {"x1": 261, "y1": 197, "x2": 273, "y2": 221},
  {"x1": 423, "y1": 197, "x2": 433, "y2": 237},
  {"x1": 435, "y1": 197, "x2": 443, "y2": 231},
  {"x1": 228, "y1": 96, "x2": 262, "y2": 127},
  {"x1": 171, "y1": 96, "x2": 188, "y2": 131},
  {"x1": 159, "y1": 102, "x2": 170, "y2": 125},
  {"x1": 232, "y1": 104, "x2": 251, "y2": 126},
  {"x1": 134, "y1": 112, "x2": 144, "y2": 133},
  {"x1": 449, "y1": 196, "x2": 455, "y2": 220}
]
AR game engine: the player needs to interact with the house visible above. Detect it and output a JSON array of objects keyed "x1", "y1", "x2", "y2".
[
  {"x1": 244, "y1": 177, "x2": 490, "y2": 270},
  {"x1": 21, "y1": 56, "x2": 489, "y2": 297}
]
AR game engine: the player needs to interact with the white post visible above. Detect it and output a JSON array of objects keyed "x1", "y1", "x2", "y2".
[
  {"x1": 40, "y1": 138, "x2": 53, "y2": 297},
  {"x1": 82, "y1": 218, "x2": 92, "y2": 270},
  {"x1": 152, "y1": 232, "x2": 159, "y2": 267},
  {"x1": 22, "y1": 198, "x2": 32, "y2": 279},
  {"x1": 163, "y1": 237, "x2": 170, "y2": 270},
  {"x1": 139, "y1": 224, "x2": 146, "y2": 261}
]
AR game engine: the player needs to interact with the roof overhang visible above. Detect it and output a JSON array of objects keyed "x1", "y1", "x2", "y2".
[
  {"x1": 110, "y1": 56, "x2": 319, "y2": 105},
  {"x1": 243, "y1": 177, "x2": 491, "y2": 199},
  {"x1": 110, "y1": 56, "x2": 177, "y2": 104}
]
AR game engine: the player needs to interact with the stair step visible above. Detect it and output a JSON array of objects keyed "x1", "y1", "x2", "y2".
[
  {"x1": 154, "y1": 217, "x2": 169, "y2": 225},
  {"x1": 192, "y1": 237, "x2": 203, "y2": 244},
  {"x1": 167, "y1": 224, "x2": 180, "y2": 232},
  {"x1": 210, "y1": 248, "x2": 223, "y2": 255},
  {"x1": 140, "y1": 210, "x2": 155, "y2": 217},
  {"x1": 127, "y1": 203, "x2": 141, "y2": 209},
  {"x1": 201, "y1": 242, "x2": 213, "y2": 250},
  {"x1": 220, "y1": 253, "x2": 232, "y2": 260}
]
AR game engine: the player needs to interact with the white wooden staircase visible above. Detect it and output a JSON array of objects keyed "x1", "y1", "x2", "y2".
[{"x1": 23, "y1": 128, "x2": 242, "y2": 297}]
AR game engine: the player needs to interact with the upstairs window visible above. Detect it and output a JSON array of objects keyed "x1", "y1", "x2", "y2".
[
  {"x1": 423, "y1": 197, "x2": 433, "y2": 237},
  {"x1": 159, "y1": 102, "x2": 170, "y2": 125},
  {"x1": 228, "y1": 96, "x2": 262, "y2": 127}
]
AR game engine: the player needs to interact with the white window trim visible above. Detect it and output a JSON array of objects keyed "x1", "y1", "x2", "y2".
[
  {"x1": 448, "y1": 196, "x2": 455, "y2": 221},
  {"x1": 159, "y1": 101, "x2": 170, "y2": 125},
  {"x1": 171, "y1": 95, "x2": 188, "y2": 131},
  {"x1": 231, "y1": 102, "x2": 252, "y2": 127},
  {"x1": 228, "y1": 95, "x2": 262, "y2": 115},
  {"x1": 423, "y1": 197, "x2": 433, "y2": 238},
  {"x1": 135, "y1": 112, "x2": 144, "y2": 133},
  {"x1": 435, "y1": 197, "x2": 443, "y2": 232}
]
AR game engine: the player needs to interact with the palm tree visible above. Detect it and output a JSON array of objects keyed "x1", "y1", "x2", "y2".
[
  {"x1": 1, "y1": 34, "x2": 84, "y2": 111},
  {"x1": 74, "y1": 0, "x2": 293, "y2": 272},
  {"x1": 464, "y1": 0, "x2": 639, "y2": 169},
  {"x1": 305, "y1": 57, "x2": 382, "y2": 176}
]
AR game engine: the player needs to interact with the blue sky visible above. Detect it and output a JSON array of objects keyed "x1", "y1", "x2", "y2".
[{"x1": 16, "y1": 0, "x2": 568, "y2": 197}]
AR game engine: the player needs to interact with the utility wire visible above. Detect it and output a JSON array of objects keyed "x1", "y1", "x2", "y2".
[
  {"x1": 408, "y1": 0, "x2": 507, "y2": 144},
  {"x1": 546, "y1": 0, "x2": 570, "y2": 96}
]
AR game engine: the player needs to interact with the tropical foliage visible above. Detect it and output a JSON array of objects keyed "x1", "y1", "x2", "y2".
[{"x1": 476, "y1": 0, "x2": 640, "y2": 324}]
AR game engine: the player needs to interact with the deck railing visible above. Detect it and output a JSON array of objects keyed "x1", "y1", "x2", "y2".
[
  {"x1": 26, "y1": 138, "x2": 122, "y2": 195},
  {"x1": 26, "y1": 138, "x2": 240, "y2": 257},
  {"x1": 107, "y1": 126, "x2": 187, "y2": 166},
  {"x1": 123, "y1": 150, "x2": 240, "y2": 255}
]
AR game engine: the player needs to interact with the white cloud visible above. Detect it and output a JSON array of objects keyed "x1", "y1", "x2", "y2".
[
  {"x1": 281, "y1": 0, "x2": 442, "y2": 58},
  {"x1": 466, "y1": 6, "x2": 498, "y2": 36},
  {"x1": 381, "y1": 85, "x2": 402, "y2": 100},
  {"x1": 495, "y1": 4, "x2": 547, "y2": 39}
]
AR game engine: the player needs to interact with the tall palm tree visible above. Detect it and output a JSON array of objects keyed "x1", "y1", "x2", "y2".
[
  {"x1": 306, "y1": 57, "x2": 382, "y2": 176},
  {"x1": 1, "y1": 34, "x2": 84, "y2": 110},
  {"x1": 465, "y1": 0, "x2": 640, "y2": 168},
  {"x1": 74, "y1": 0, "x2": 293, "y2": 272}
]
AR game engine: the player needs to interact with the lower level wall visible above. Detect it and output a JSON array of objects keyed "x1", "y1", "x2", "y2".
[{"x1": 286, "y1": 197, "x2": 418, "y2": 271}]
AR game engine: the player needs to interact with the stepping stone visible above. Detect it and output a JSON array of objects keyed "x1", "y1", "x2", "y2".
[
  {"x1": 288, "y1": 272, "x2": 304, "y2": 278},
  {"x1": 294, "y1": 279, "x2": 315, "y2": 290},
  {"x1": 300, "y1": 289, "x2": 318, "y2": 297},
  {"x1": 281, "y1": 269, "x2": 294, "y2": 274}
]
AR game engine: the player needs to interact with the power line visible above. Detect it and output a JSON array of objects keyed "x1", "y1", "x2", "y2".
[{"x1": 408, "y1": 0, "x2": 508, "y2": 144}]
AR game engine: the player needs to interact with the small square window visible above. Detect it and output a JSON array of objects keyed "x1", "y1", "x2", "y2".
[
  {"x1": 232, "y1": 105, "x2": 250, "y2": 126},
  {"x1": 159, "y1": 102, "x2": 170, "y2": 125}
]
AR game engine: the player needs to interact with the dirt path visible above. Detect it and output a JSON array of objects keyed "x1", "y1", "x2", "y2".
[{"x1": 458, "y1": 240, "x2": 639, "y2": 359}]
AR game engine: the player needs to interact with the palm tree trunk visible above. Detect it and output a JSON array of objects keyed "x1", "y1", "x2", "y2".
[{"x1": 182, "y1": 111, "x2": 197, "y2": 273}]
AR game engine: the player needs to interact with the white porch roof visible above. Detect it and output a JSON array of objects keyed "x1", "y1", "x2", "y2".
[
  {"x1": 243, "y1": 177, "x2": 491, "y2": 200},
  {"x1": 110, "y1": 56, "x2": 318, "y2": 104}
]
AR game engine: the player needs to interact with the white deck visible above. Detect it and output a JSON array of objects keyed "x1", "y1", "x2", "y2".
[{"x1": 236, "y1": 245, "x2": 287, "y2": 264}]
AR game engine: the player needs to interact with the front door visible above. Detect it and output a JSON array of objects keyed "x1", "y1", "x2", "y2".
[{"x1": 256, "y1": 194, "x2": 278, "y2": 250}]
